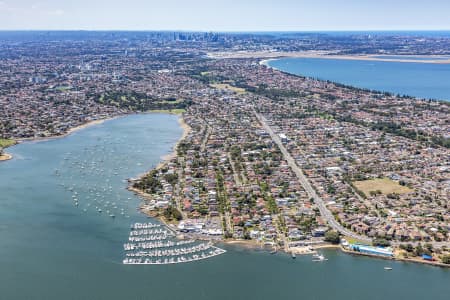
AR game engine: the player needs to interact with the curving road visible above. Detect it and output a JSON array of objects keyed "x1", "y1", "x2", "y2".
[{"x1": 254, "y1": 111, "x2": 372, "y2": 243}]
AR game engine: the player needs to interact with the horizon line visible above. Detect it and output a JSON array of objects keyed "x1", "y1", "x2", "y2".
[{"x1": 1, "y1": 29, "x2": 450, "y2": 33}]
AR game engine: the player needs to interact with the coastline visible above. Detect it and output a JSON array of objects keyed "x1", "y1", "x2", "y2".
[
  {"x1": 341, "y1": 247, "x2": 450, "y2": 268},
  {"x1": 224, "y1": 239, "x2": 449, "y2": 268},
  {"x1": 126, "y1": 113, "x2": 450, "y2": 269},
  {"x1": 211, "y1": 51, "x2": 450, "y2": 64},
  {"x1": 66, "y1": 119, "x2": 109, "y2": 135},
  {"x1": 260, "y1": 55, "x2": 450, "y2": 104},
  {"x1": 1, "y1": 115, "x2": 124, "y2": 162},
  {"x1": 16, "y1": 115, "x2": 123, "y2": 144},
  {"x1": 158, "y1": 115, "x2": 192, "y2": 166},
  {"x1": 259, "y1": 58, "x2": 276, "y2": 67},
  {"x1": 0, "y1": 139, "x2": 17, "y2": 162},
  {"x1": 0, "y1": 153, "x2": 12, "y2": 162},
  {"x1": 127, "y1": 113, "x2": 191, "y2": 197}
]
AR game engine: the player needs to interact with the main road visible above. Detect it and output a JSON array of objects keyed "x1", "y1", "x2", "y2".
[{"x1": 254, "y1": 111, "x2": 372, "y2": 243}]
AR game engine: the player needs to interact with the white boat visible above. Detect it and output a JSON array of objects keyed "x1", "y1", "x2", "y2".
[
  {"x1": 312, "y1": 253, "x2": 328, "y2": 262},
  {"x1": 384, "y1": 267, "x2": 393, "y2": 270}
]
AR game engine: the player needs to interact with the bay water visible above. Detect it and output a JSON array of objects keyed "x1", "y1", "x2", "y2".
[
  {"x1": 268, "y1": 57, "x2": 450, "y2": 101},
  {"x1": 0, "y1": 113, "x2": 448, "y2": 300}
]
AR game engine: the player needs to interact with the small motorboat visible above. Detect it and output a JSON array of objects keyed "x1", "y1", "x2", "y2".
[{"x1": 312, "y1": 253, "x2": 328, "y2": 262}]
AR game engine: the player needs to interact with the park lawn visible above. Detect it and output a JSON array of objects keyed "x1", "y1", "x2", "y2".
[
  {"x1": 55, "y1": 86, "x2": 72, "y2": 92},
  {"x1": 149, "y1": 109, "x2": 186, "y2": 114},
  {"x1": 158, "y1": 98, "x2": 184, "y2": 104},
  {"x1": 210, "y1": 83, "x2": 246, "y2": 94},
  {"x1": 344, "y1": 236, "x2": 370, "y2": 245},
  {"x1": 353, "y1": 177, "x2": 413, "y2": 196},
  {"x1": 0, "y1": 139, "x2": 16, "y2": 148}
]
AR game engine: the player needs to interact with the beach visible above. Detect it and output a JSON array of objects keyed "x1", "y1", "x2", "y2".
[
  {"x1": 0, "y1": 153, "x2": 12, "y2": 161},
  {"x1": 0, "y1": 117, "x2": 121, "y2": 162},
  {"x1": 159, "y1": 116, "x2": 192, "y2": 163},
  {"x1": 66, "y1": 119, "x2": 109, "y2": 135},
  {"x1": 149, "y1": 115, "x2": 191, "y2": 172},
  {"x1": 16, "y1": 116, "x2": 122, "y2": 144},
  {"x1": 128, "y1": 114, "x2": 191, "y2": 208}
]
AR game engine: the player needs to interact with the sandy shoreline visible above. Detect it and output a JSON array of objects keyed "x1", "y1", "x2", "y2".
[
  {"x1": 210, "y1": 51, "x2": 450, "y2": 64},
  {"x1": 157, "y1": 115, "x2": 192, "y2": 168},
  {"x1": 16, "y1": 116, "x2": 122, "y2": 144},
  {"x1": 2, "y1": 115, "x2": 124, "y2": 162},
  {"x1": 0, "y1": 153, "x2": 12, "y2": 162},
  {"x1": 223, "y1": 239, "x2": 264, "y2": 250},
  {"x1": 128, "y1": 114, "x2": 191, "y2": 192},
  {"x1": 6, "y1": 111, "x2": 183, "y2": 163},
  {"x1": 66, "y1": 119, "x2": 109, "y2": 135}
]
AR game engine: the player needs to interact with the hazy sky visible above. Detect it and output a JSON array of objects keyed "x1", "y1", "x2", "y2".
[{"x1": 1, "y1": 0, "x2": 450, "y2": 31}]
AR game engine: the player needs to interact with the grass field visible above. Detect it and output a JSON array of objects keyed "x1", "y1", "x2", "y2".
[
  {"x1": 353, "y1": 178, "x2": 412, "y2": 196},
  {"x1": 55, "y1": 86, "x2": 72, "y2": 92},
  {"x1": 210, "y1": 83, "x2": 246, "y2": 93},
  {"x1": 0, "y1": 139, "x2": 16, "y2": 148},
  {"x1": 158, "y1": 99, "x2": 184, "y2": 104},
  {"x1": 344, "y1": 236, "x2": 370, "y2": 245},
  {"x1": 149, "y1": 109, "x2": 186, "y2": 114}
]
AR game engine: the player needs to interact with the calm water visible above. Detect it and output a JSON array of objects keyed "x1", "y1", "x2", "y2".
[
  {"x1": 0, "y1": 114, "x2": 448, "y2": 300},
  {"x1": 372, "y1": 55, "x2": 450, "y2": 61},
  {"x1": 268, "y1": 57, "x2": 450, "y2": 101}
]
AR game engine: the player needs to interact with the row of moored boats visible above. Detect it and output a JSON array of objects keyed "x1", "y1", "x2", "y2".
[{"x1": 123, "y1": 222, "x2": 226, "y2": 265}]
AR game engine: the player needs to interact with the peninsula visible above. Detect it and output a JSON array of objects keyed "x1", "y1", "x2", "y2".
[{"x1": 1, "y1": 31, "x2": 449, "y2": 266}]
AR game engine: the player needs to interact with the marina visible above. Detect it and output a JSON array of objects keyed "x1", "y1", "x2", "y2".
[{"x1": 123, "y1": 223, "x2": 226, "y2": 264}]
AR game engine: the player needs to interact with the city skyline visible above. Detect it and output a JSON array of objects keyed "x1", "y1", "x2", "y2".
[{"x1": 1, "y1": 0, "x2": 450, "y2": 31}]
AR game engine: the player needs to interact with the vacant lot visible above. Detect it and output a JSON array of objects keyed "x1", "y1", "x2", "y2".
[
  {"x1": 210, "y1": 83, "x2": 246, "y2": 93},
  {"x1": 353, "y1": 178, "x2": 412, "y2": 196}
]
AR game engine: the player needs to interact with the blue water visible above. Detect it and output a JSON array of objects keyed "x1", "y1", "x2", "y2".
[
  {"x1": 0, "y1": 114, "x2": 449, "y2": 299},
  {"x1": 372, "y1": 55, "x2": 450, "y2": 61},
  {"x1": 268, "y1": 57, "x2": 450, "y2": 101}
]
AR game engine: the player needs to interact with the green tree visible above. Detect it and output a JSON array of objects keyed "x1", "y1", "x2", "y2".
[
  {"x1": 404, "y1": 243, "x2": 414, "y2": 252},
  {"x1": 442, "y1": 255, "x2": 450, "y2": 264},
  {"x1": 324, "y1": 230, "x2": 340, "y2": 244},
  {"x1": 163, "y1": 206, "x2": 182, "y2": 221},
  {"x1": 414, "y1": 244, "x2": 424, "y2": 256},
  {"x1": 373, "y1": 238, "x2": 391, "y2": 247}
]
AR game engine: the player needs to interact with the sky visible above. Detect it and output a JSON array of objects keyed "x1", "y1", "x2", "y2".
[{"x1": 1, "y1": 0, "x2": 450, "y2": 31}]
